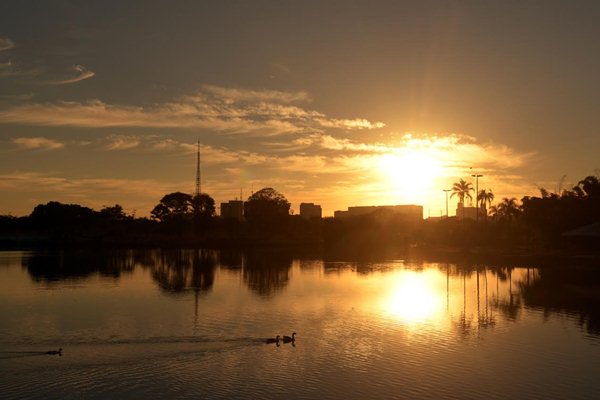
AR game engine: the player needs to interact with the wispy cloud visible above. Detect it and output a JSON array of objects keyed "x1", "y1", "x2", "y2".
[
  {"x1": 0, "y1": 85, "x2": 385, "y2": 135},
  {"x1": 298, "y1": 133, "x2": 533, "y2": 171},
  {"x1": 0, "y1": 37, "x2": 14, "y2": 52},
  {"x1": 105, "y1": 135, "x2": 141, "y2": 150},
  {"x1": 317, "y1": 118, "x2": 386, "y2": 130},
  {"x1": 11, "y1": 137, "x2": 64, "y2": 150},
  {"x1": 45, "y1": 64, "x2": 95, "y2": 85},
  {"x1": 0, "y1": 131, "x2": 538, "y2": 217},
  {"x1": 201, "y1": 84, "x2": 309, "y2": 103}
]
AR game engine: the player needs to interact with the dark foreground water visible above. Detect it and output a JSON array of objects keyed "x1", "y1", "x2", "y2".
[{"x1": 1, "y1": 249, "x2": 599, "y2": 399}]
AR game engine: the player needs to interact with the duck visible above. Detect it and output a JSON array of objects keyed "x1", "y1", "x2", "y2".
[
  {"x1": 266, "y1": 335, "x2": 280, "y2": 344},
  {"x1": 282, "y1": 332, "x2": 296, "y2": 343},
  {"x1": 46, "y1": 348, "x2": 62, "y2": 355}
]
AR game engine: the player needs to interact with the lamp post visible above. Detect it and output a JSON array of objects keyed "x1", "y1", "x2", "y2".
[
  {"x1": 471, "y1": 173, "x2": 483, "y2": 221},
  {"x1": 443, "y1": 189, "x2": 451, "y2": 218}
]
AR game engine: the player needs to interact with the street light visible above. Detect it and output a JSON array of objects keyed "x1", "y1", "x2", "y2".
[
  {"x1": 443, "y1": 189, "x2": 451, "y2": 218},
  {"x1": 471, "y1": 173, "x2": 483, "y2": 221}
]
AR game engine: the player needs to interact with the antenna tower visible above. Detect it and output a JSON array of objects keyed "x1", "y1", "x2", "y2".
[{"x1": 195, "y1": 140, "x2": 201, "y2": 197}]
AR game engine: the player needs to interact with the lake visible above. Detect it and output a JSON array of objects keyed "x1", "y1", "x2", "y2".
[{"x1": 1, "y1": 249, "x2": 599, "y2": 399}]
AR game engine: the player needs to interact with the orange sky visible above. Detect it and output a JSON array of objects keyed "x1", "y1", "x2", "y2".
[{"x1": 1, "y1": 1, "x2": 599, "y2": 217}]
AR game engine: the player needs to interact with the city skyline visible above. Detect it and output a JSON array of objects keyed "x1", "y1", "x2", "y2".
[{"x1": 1, "y1": 1, "x2": 599, "y2": 217}]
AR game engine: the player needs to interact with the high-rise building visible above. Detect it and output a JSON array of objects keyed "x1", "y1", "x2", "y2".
[
  {"x1": 221, "y1": 200, "x2": 244, "y2": 220},
  {"x1": 299, "y1": 202, "x2": 322, "y2": 219}
]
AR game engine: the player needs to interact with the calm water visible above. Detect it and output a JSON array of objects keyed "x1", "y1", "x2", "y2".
[{"x1": 1, "y1": 249, "x2": 599, "y2": 399}]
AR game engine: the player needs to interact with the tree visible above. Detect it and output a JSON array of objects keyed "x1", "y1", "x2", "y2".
[
  {"x1": 244, "y1": 187, "x2": 291, "y2": 226},
  {"x1": 100, "y1": 204, "x2": 128, "y2": 220},
  {"x1": 451, "y1": 179, "x2": 474, "y2": 205},
  {"x1": 151, "y1": 192, "x2": 193, "y2": 222},
  {"x1": 491, "y1": 197, "x2": 521, "y2": 221},
  {"x1": 573, "y1": 175, "x2": 600, "y2": 198},
  {"x1": 191, "y1": 193, "x2": 216, "y2": 227},
  {"x1": 29, "y1": 201, "x2": 97, "y2": 238},
  {"x1": 192, "y1": 194, "x2": 216, "y2": 218},
  {"x1": 478, "y1": 189, "x2": 494, "y2": 210}
]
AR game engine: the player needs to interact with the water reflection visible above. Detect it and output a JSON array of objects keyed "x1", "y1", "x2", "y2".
[
  {"x1": 519, "y1": 266, "x2": 600, "y2": 335},
  {"x1": 22, "y1": 250, "x2": 136, "y2": 282},
  {"x1": 147, "y1": 249, "x2": 216, "y2": 294},
  {"x1": 242, "y1": 250, "x2": 293, "y2": 297},
  {"x1": 15, "y1": 249, "x2": 600, "y2": 336},
  {"x1": 382, "y1": 271, "x2": 443, "y2": 324}
]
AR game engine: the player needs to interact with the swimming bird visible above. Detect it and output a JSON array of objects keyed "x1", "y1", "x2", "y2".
[
  {"x1": 266, "y1": 335, "x2": 280, "y2": 344},
  {"x1": 46, "y1": 348, "x2": 62, "y2": 355},
  {"x1": 282, "y1": 332, "x2": 296, "y2": 343}
]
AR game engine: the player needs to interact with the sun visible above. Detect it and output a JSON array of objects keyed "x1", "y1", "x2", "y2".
[{"x1": 376, "y1": 148, "x2": 444, "y2": 204}]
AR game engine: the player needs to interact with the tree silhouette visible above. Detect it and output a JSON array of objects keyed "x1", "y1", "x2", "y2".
[
  {"x1": 491, "y1": 197, "x2": 521, "y2": 221},
  {"x1": 151, "y1": 192, "x2": 193, "y2": 222},
  {"x1": 451, "y1": 179, "x2": 474, "y2": 205},
  {"x1": 100, "y1": 204, "x2": 128, "y2": 221},
  {"x1": 477, "y1": 189, "x2": 494, "y2": 210},
  {"x1": 244, "y1": 187, "x2": 290, "y2": 227},
  {"x1": 574, "y1": 175, "x2": 600, "y2": 198},
  {"x1": 191, "y1": 193, "x2": 216, "y2": 228}
]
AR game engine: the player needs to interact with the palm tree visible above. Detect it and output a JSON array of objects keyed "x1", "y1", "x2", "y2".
[
  {"x1": 477, "y1": 189, "x2": 494, "y2": 210},
  {"x1": 451, "y1": 179, "x2": 474, "y2": 205},
  {"x1": 491, "y1": 197, "x2": 521, "y2": 221}
]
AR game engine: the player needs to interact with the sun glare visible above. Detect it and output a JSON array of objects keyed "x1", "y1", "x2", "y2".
[
  {"x1": 382, "y1": 272, "x2": 443, "y2": 325},
  {"x1": 376, "y1": 149, "x2": 444, "y2": 204}
]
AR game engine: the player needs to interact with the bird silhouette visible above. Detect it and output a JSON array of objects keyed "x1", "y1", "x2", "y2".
[
  {"x1": 282, "y1": 332, "x2": 296, "y2": 343},
  {"x1": 46, "y1": 348, "x2": 62, "y2": 355}
]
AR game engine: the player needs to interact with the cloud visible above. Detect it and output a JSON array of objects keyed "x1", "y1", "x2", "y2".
[
  {"x1": 105, "y1": 135, "x2": 141, "y2": 150},
  {"x1": 0, "y1": 130, "x2": 539, "y2": 217},
  {"x1": 0, "y1": 85, "x2": 385, "y2": 135},
  {"x1": 317, "y1": 118, "x2": 386, "y2": 130},
  {"x1": 201, "y1": 84, "x2": 309, "y2": 103},
  {"x1": 11, "y1": 137, "x2": 64, "y2": 150},
  {"x1": 0, "y1": 37, "x2": 14, "y2": 52},
  {"x1": 45, "y1": 64, "x2": 95, "y2": 85},
  {"x1": 299, "y1": 133, "x2": 533, "y2": 172}
]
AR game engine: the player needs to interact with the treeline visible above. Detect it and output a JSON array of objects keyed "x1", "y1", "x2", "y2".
[
  {"x1": 421, "y1": 175, "x2": 600, "y2": 253},
  {"x1": 0, "y1": 185, "x2": 422, "y2": 252},
  {"x1": 0, "y1": 187, "x2": 319, "y2": 247},
  {"x1": 1, "y1": 175, "x2": 599, "y2": 254}
]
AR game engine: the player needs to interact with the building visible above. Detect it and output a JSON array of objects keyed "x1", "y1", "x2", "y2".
[
  {"x1": 299, "y1": 202, "x2": 322, "y2": 219},
  {"x1": 455, "y1": 203, "x2": 487, "y2": 221},
  {"x1": 220, "y1": 200, "x2": 244, "y2": 221},
  {"x1": 334, "y1": 204, "x2": 423, "y2": 222}
]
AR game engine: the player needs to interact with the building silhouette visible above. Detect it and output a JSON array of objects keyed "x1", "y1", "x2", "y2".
[
  {"x1": 299, "y1": 203, "x2": 322, "y2": 219},
  {"x1": 455, "y1": 203, "x2": 487, "y2": 221},
  {"x1": 221, "y1": 200, "x2": 244, "y2": 220},
  {"x1": 334, "y1": 204, "x2": 423, "y2": 222}
]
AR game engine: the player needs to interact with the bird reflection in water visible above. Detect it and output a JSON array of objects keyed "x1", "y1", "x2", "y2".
[{"x1": 266, "y1": 335, "x2": 281, "y2": 346}]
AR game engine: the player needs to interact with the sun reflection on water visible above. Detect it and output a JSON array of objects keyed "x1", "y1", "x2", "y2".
[{"x1": 380, "y1": 271, "x2": 444, "y2": 326}]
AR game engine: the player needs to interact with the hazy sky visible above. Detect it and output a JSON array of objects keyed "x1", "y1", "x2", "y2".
[{"x1": 1, "y1": 0, "x2": 599, "y2": 217}]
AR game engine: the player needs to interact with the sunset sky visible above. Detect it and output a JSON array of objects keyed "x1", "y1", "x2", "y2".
[{"x1": 1, "y1": 1, "x2": 599, "y2": 217}]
